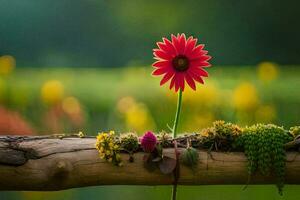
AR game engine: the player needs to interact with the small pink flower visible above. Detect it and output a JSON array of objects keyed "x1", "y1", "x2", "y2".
[{"x1": 140, "y1": 131, "x2": 157, "y2": 153}]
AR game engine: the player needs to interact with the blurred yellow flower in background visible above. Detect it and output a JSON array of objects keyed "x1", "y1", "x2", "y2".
[
  {"x1": 232, "y1": 82, "x2": 259, "y2": 111},
  {"x1": 117, "y1": 96, "x2": 155, "y2": 133},
  {"x1": 255, "y1": 105, "x2": 277, "y2": 123},
  {"x1": 164, "y1": 81, "x2": 219, "y2": 133},
  {"x1": 117, "y1": 96, "x2": 136, "y2": 114},
  {"x1": 125, "y1": 103, "x2": 155, "y2": 133},
  {"x1": 41, "y1": 80, "x2": 64, "y2": 105},
  {"x1": 62, "y1": 96, "x2": 81, "y2": 115},
  {"x1": 257, "y1": 61, "x2": 279, "y2": 83},
  {"x1": 183, "y1": 82, "x2": 219, "y2": 107},
  {"x1": 0, "y1": 55, "x2": 16, "y2": 76},
  {"x1": 182, "y1": 112, "x2": 215, "y2": 132}
]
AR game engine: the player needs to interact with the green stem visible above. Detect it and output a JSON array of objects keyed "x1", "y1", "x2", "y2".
[
  {"x1": 172, "y1": 184, "x2": 178, "y2": 200},
  {"x1": 171, "y1": 89, "x2": 183, "y2": 200},
  {"x1": 172, "y1": 89, "x2": 183, "y2": 139}
]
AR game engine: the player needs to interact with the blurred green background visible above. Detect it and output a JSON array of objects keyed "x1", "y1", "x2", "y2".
[
  {"x1": 0, "y1": 0, "x2": 299, "y2": 200},
  {"x1": 1, "y1": 0, "x2": 300, "y2": 67}
]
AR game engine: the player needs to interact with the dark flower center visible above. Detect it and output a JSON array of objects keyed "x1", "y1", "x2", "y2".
[{"x1": 172, "y1": 55, "x2": 189, "y2": 72}]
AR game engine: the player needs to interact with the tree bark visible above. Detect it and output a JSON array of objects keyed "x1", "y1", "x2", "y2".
[{"x1": 0, "y1": 136, "x2": 299, "y2": 191}]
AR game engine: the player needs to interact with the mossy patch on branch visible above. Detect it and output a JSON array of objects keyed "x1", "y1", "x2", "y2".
[
  {"x1": 236, "y1": 124, "x2": 293, "y2": 194},
  {"x1": 94, "y1": 121, "x2": 299, "y2": 194}
]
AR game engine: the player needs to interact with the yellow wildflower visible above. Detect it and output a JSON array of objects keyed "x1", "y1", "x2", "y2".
[
  {"x1": 232, "y1": 82, "x2": 259, "y2": 111},
  {"x1": 124, "y1": 102, "x2": 155, "y2": 133},
  {"x1": 62, "y1": 96, "x2": 81, "y2": 115},
  {"x1": 78, "y1": 131, "x2": 85, "y2": 138},
  {"x1": 231, "y1": 125, "x2": 243, "y2": 136},
  {"x1": 290, "y1": 126, "x2": 300, "y2": 138},
  {"x1": 257, "y1": 62, "x2": 279, "y2": 83},
  {"x1": 0, "y1": 55, "x2": 15, "y2": 76},
  {"x1": 183, "y1": 112, "x2": 215, "y2": 132},
  {"x1": 117, "y1": 96, "x2": 136, "y2": 114},
  {"x1": 109, "y1": 130, "x2": 115, "y2": 135},
  {"x1": 114, "y1": 145, "x2": 119, "y2": 150},
  {"x1": 41, "y1": 80, "x2": 64, "y2": 105},
  {"x1": 184, "y1": 81, "x2": 219, "y2": 107},
  {"x1": 200, "y1": 129, "x2": 210, "y2": 137},
  {"x1": 95, "y1": 131, "x2": 122, "y2": 166},
  {"x1": 99, "y1": 147, "x2": 104, "y2": 153}
]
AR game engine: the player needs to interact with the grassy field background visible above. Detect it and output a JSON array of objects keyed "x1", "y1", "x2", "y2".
[
  {"x1": 0, "y1": 65, "x2": 299, "y2": 200},
  {"x1": 1, "y1": 65, "x2": 299, "y2": 134}
]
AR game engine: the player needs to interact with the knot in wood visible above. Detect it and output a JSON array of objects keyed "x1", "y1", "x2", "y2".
[{"x1": 52, "y1": 160, "x2": 73, "y2": 178}]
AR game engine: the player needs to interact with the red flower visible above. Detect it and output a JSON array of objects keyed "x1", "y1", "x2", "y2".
[
  {"x1": 152, "y1": 33, "x2": 211, "y2": 92},
  {"x1": 140, "y1": 131, "x2": 157, "y2": 153}
]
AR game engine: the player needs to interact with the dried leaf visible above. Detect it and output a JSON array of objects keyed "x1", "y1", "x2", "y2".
[
  {"x1": 159, "y1": 156, "x2": 176, "y2": 174},
  {"x1": 152, "y1": 156, "x2": 162, "y2": 162}
]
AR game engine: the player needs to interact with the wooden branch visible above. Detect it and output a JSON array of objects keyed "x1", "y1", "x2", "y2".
[
  {"x1": 285, "y1": 136, "x2": 300, "y2": 149},
  {"x1": 0, "y1": 136, "x2": 299, "y2": 191}
]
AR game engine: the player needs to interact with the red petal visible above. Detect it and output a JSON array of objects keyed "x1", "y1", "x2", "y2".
[
  {"x1": 184, "y1": 37, "x2": 197, "y2": 55},
  {"x1": 152, "y1": 60, "x2": 171, "y2": 68},
  {"x1": 193, "y1": 44, "x2": 205, "y2": 53},
  {"x1": 169, "y1": 76, "x2": 176, "y2": 90},
  {"x1": 153, "y1": 49, "x2": 172, "y2": 60},
  {"x1": 188, "y1": 71, "x2": 205, "y2": 84},
  {"x1": 190, "y1": 59, "x2": 211, "y2": 68},
  {"x1": 171, "y1": 34, "x2": 180, "y2": 55},
  {"x1": 191, "y1": 50, "x2": 209, "y2": 59},
  {"x1": 157, "y1": 42, "x2": 176, "y2": 57},
  {"x1": 160, "y1": 71, "x2": 174, "y2": 86},
  {"x1": 175, "y1": 79, "x2": 180, "y2": 92},
  {"x1": 199, "y1": 61, "x2": 211, "y2": 68},
  {"x1": 157, "y1": 42, "x2": 168, "y2": 52},
  {"x1": 184, "y1": 73, "x2": 196, "y2": 90},
  {"x1": 193, "y1": 75, "x2": 204, "y2": 84},
  {"x1": 200, "y1": 50, "x2": 208, "y2": 55},
  {"x1": 163, "y1": 38, "x2": 177, "y2": 55},
  {"x1": 178, "y1": 73, "x2": 185, "y2": 91},
  {"x1": 173, "y1": 73, "x2": 184, "y2": 92},
  {"x1": 190, "y1": 67, "x2": 209, "y2": 77},
  {"x1": 189, "y1": 44, "x2": 205, "y2": 59},
  {"x1": 178, "y1": 34, "x2": 187, "y2": 54},
  {"x1": 152, "y1": 67, "x2": 169, "y2": 76},
  {"x1": 201, "y1": 55, "x2": 212, "y2": 62}
]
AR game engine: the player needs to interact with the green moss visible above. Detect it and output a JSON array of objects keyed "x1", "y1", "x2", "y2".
[
  {"x1": 289, "y1": 126, "x2": 300, "y2": 138},
  {"x1": 236, "y1": 124, "x2": 292, "y2": 194},
  {"x1": 120, "y1": 133, "x2": 139, "y2": 153},
  {"x1": 156, "y1": 132, "x2": 172, "y2": 148},
  {"x1": 198, "y1": 120, "x2": 243, "y2": 151}
]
